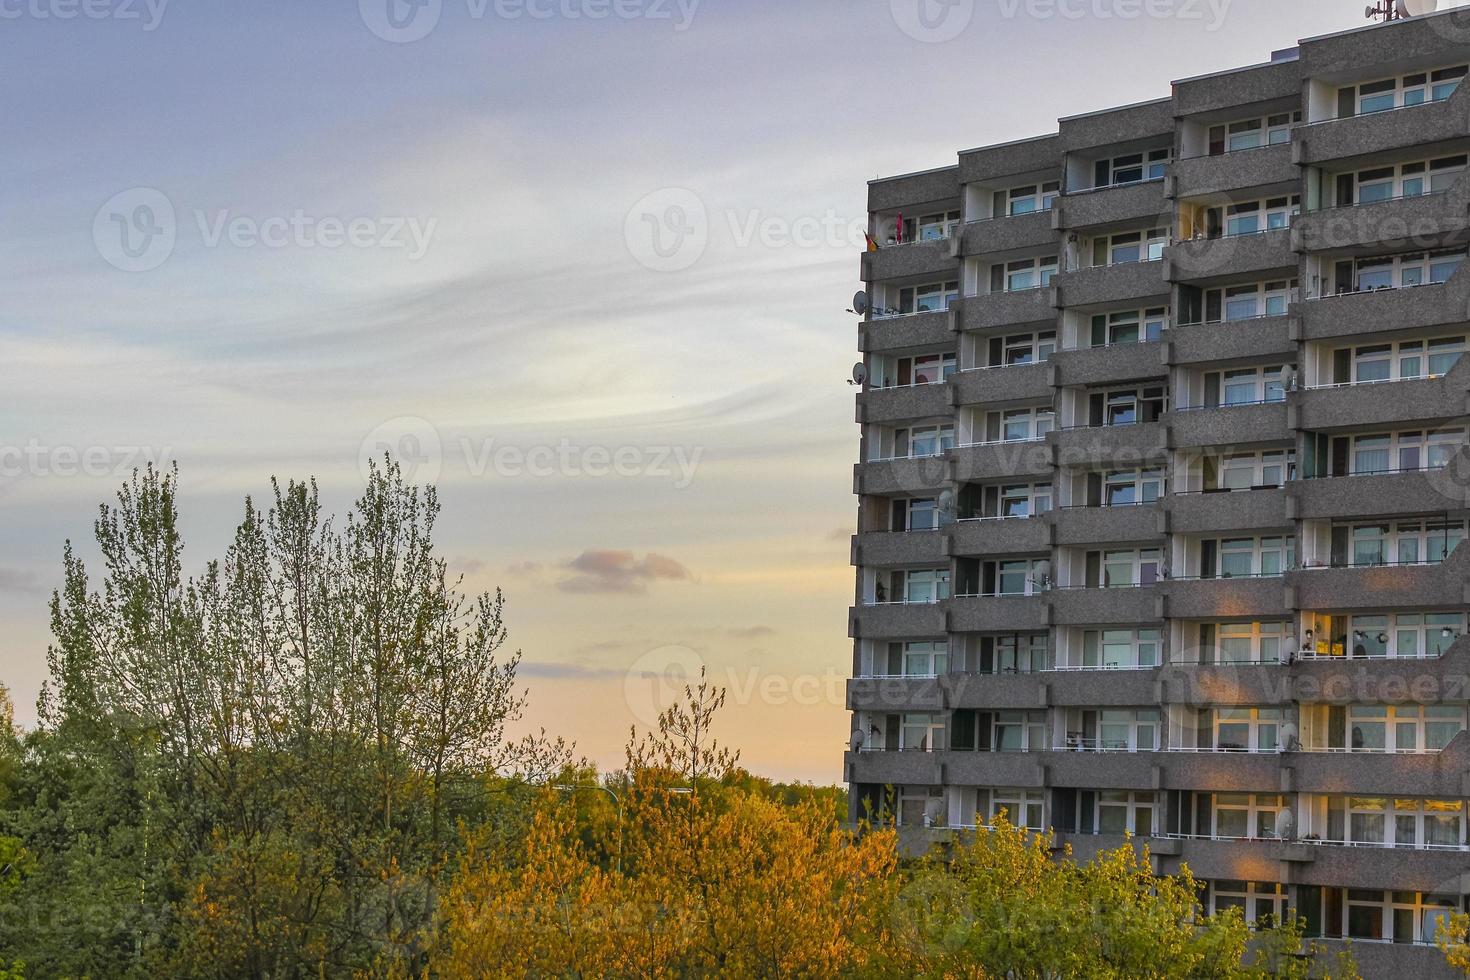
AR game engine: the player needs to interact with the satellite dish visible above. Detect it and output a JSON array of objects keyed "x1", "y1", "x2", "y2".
[
  {"x1": 1274, "y1": 807, "x2": 1295, "y2": 841},
  {"x1": 937, "y1": 490, "x2": 957, "y2": 527},
  {"x1": 1402, "y1": 0, "x2": 1437, "y2": 15},
  {"x1": 849, "y1": 729, "x2": 864, "y2": 752},
  {"x1": 1034, "y1": 560, "x2": 1051, "y2": 581},
  {"x1": 852, "y1": 291, "x2": 870, "y2": 316},
  {"x1": 852, "y1": 362, "x2": 868, "y2": 386}
]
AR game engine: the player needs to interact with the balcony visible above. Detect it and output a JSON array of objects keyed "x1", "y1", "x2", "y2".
[
  {"x1": 849, "y1": 600, "x2": 947, "y2": 639},
  {"x1": 860, "y1": 309, "x2": 954, "y2": 354},
  {"x1": 1052, "y1": 504, "x2": 1163, "y2": 547},
  {"x1": 1159, "y1": 576, "x2": 1289, "y2": 620},
  {"x1": 1165, "y1": 315, "x2": 1294, "y2": 367},
  {"x1": 1291, "y1": 448, "x2": 1470, "y2": 519},
  {"x1": 1295, "y1": 172, "x2": 1470, "y2": 254},
  {"x1": 943, "y1": 671, "x2": 1049, "y2": 711},
  {"x1": 1292, "y1": 842, "x2": 1470, "y2": 896},
  {"x1": 1050, "y1": 342, "x2": 1165, "y2": 389},
  {"x1": 1157, "y1": 662, "x2": 1291, "y2": 707},
  {"x1": 846, "y1": 675, "x2": 945, "y2": 713},
  {"x1": 1167, "y1": 227, "x2": 1295, "y2": 285},
  {"x1": 845, "y1": 748, "x2": 941, "y2": 785},
  {"x1": 853, "y1": 530, "x2": 945, "y2": 567},
  {"x1": 1167, "y1": 402, "x2": 1289, "y2": 450},
  {"x1": 1056, "y1": 180, "x2": 1168, "y2": 232},
  {"x1": 1045, "y1": 750, "x2": 1156, "y2": 791},
  {"x1": 1293, "y1": 357, "x2": 1470, "y2": 432},
  {"x1": 1160, "y1": 836, "x2": 1313, "y2": 883},
  {"x1": 856, "y1": 381, "x2": 951, "y2": 425},
  {"x1": 948, "y1": 594, "x2": 1047, "y2": 633},
  {"x1": 863, "y1": 237, "x2": 957, "y2": 283},
  {"x1": 853, "y1": 455, "x2": 950, "y2": 496},
  {"x1": 1169, "y1": 142, "x2": 1297, "y2": 198},
  {"x1": 1167, "y1": 488, "x2": 1289, "y2": 535},
  {"x1": 1043, "y1": 667, "x2": 1159, "y2": 707},
  {"x1": 939, "y1": 750, "x2": 1045, "y2": 787},
  {"x1": 947, "y1": 516, "x2": 1051, "y2": 557},
  {"x1": 1054, "y1": 260, "x2": 1169, "y2": 309},
  {"x1": 955, "y1": 289, "x2": 1056, "y2": 333},
  {"x1": 1052, "y1": 421, "x2": 1168, "y2": 468},
  {"x1": 1293, "y1": 732, "x2": 1470, "y2": 798},
  {"x1": 952, "y1": 361, "x2": 1053, "y2": 408},
  {"x1": 960, "y1": 210, "x2": 1057, "y2": 258},
  {"x1": 1297, "y1": 262, "x2": 1470, "y2": 342},
  {"x1": 1296, "y1": 82, "x2": 1470, "y2": 166},
  {"x1": 1289, "y1": 544, "x2": 1470, "y2": 610},
  {"x1": 1046, "y1": 586, "x2": 1160, "y2": 626},
  {"x1": 950, "y1": 439, "x2": 1052, "y2": 483},
  {"x1": 1155, "y1": 750, "x2": 1286, "y2": 792},
  {"x1": 1291, "y1": 634, "x2": 1470, "y2": 695}
]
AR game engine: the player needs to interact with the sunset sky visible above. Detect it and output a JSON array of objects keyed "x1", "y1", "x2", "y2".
[{"x1": 1, "y1": 0, "x2": 1452, "y2": 782}]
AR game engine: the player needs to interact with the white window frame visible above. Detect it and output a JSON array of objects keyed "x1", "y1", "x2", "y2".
[
  {"x1": 990, "y1": 787, "x2": 1045, "y2": 830},
  {"x1": 1103, "y1": 469, "x2": 1165, "y2": 506},
  {"x1": 1212, "y1": 279, "x2": 1297, "y2": 322},
  {"x1": 1078, "y1": 627, "x2": 1162, "y2": 669},
  {"x1": 1004, "y1": 181, "x2": 1061, "y2": 216},
  {"x1": 998, "y1": 407, "x2": 1055, "y2": 443},
  {"x1": 1211, "y1": 535, "x2": 1293, "y2": 579},
  {"x1": 1212, "y1": 793, "x2": 1285, "y2": 840},
  {"x1": 1102, "y1": 548, "x2": 1161, "y2": 588},
  {"x1": 1003, "y1": 256, "x2": 1059, "y2": 292},
  {"x1": 1213, "y1": 707, "x2": 1282, "y2": 753},
  {"x1": 900, "y1": 713, "x2": 946, "y2": 752},
  {"x1": 1349, "y1": 428, "x2": 1467, "y2": 476},
  {"x1": 993, "y1": 483, "x2": 1053, "y2": 519},
  {"x1": 1097, "y1": 790, "x2": 1158, "y2": 836},
  {"x1": 887, "y1": 423, "x2": 955, "y2": 460},
  {"x1": 900, "y1": 640, "x2": 949, "y2": 678},
  {"x1": 1208, "y1": 450, "x2": 1295, "y2": 491},
  {"x1": 1210, "y1": 621, "x2": 1290, "y2": 665},
  {"x1": 1210, "y1": 881, "x2": 1287, "y2": 927}
]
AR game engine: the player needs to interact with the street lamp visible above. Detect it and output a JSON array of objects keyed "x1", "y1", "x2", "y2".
[{"x1": 553, "y1": 782, "x2": 625, "y2": 874}]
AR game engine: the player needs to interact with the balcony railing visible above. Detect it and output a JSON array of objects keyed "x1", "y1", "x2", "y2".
[{"x1": 1297, "y1": 837, "x2": 1470, "y2": 853}]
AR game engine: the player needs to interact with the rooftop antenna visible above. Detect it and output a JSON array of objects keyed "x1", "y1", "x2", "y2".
[{"x1": 1367, "y1": 0, "x2": 1437, "y2": 21}]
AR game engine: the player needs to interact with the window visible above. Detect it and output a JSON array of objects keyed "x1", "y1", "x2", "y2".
[
  {"x1": 1349, "y1": 155, "x2": 1467, "y2": 205},
  {"x1": 1345, "y1": 704, "x2": 1467, "y2": 753},
  {"x1": 902, "y1": 498, "x2": 938, "y2": 532},
  {"x1": 1103, "y1": 469, "x2": 1164, "y2": 506},
  {"x1": 1208, "y1": 111, "x2": 1300, "y2": 155},
  {"x1": 1350, "y1": 250, "x2": 1466, "y2": 292},
  {"x1": 1204, "y1": 363, "x2": 1291, "y2": 406},
  {"x1": 994, "y1": 483, "x2": 1053, "y2": 519},
  {"x1": 1212, "y1": 793, "x2": 1285, "y2": 840},
  {"x1": 1002, "y1": 256, "x2": 1059, "y2": 292},
  {"x1": 1094, "y1": 148, "x2": 1171, "y2": 187},
  {"x1": 1337, "y1": 796, "x2": 1465, "y2": 850},
  {"x1": 1346, "y1": 336, "x2": 1465, "y2": 384},
  {"x1": 999, "y1": 408, "x2": 1054, "y2": 442},
  {"x1": 1097, "y1": 791, "x2": 1157, "y2": 836},
  {"x1": 1307, "y1": 611, "x2": 1467, "y2": 659},
  {"x1": 900, "y1": 569, "x2": 950, "y2": 604},
  {"x1": 1097, "y1": 708, "x2": 1160, "y2": 751},
  {"x1": 989, "y1": 559, "x2": 1045, "y2": 597},
  {"x1": 900, "y1": 714, "x2": 945, "y2": 751},
  {"x1": 900, "y1": 280, "x2": 960, "y2": 314},
  {"x1": 1000, "y1": 331, "x2": 1056, "y2": 365},
  {"x1": 891, "y1": 424, "x2": 955, "y2": 459},
  {"x1": 1211, "y1": 881, "x2": 1287, "y2": 928},
  {"x1": 1349, "y1": 429, "x2": 1467, "y2": 475},
  {"x1": 999, "y1": 181, "x2": 1061, "y2": 216},
  {"x1": 1099, "y1": 386, "x2": 1167, "y2": 426},
  {"x1": 1205, "y1": 450, "x2": 1295, "y2": 491},
  {"x1": 916, "y1": 210, "x2": 961, "y2": 241},
  {"x1": 1207, "y1": 536, "x2": 1292, "y2": 578},
  {"x1": 1089, "y1": 307, "x2": 1167, "y2": 347},
  {"x1": 991, "y1": 711, "x2": 1046, "y2": 752},
  {"x1": 1205, "y1": 621, "x2": 1290, "y2": 665},
  {"x1": 1342, "y1": 520, "x2": 1466, "y2": 566},
  {"x1": 1079, "y1": 628, "x2": 1161, "y2": 668},
  {"x1": 1340, "y1": 889, "x2": 1460, "y2": 944},
  {"x1": 1216, "y1": 196, "x2": 1299, "y2": 237},
  {"x1": 901, "y1": 641, "x2": 949, "y2": 677},
  {"x1": 990, "y1": 787, "x2": 1044, "y2": 830},
  {"x1": 1345, "y1": 65, "x2": 1467, "y2": 116},
  {"x1": 1213, "y1": 707, "x2": 1281, "y2": 752},
  {"x1": 1202, "y1": 279, "x2": 1297, "y2": 323},
  {"x1": 895, "y1": 353, "x2": 956, "y2": 386},
  {"x1": 1101, "y1": 548, "x2": 1161, "y2": 588},
  {"x1": 990, "y1": 633, "x2": 1049, "y2": 673},
  {"x1": 1092, "y1": 228, "x2": 1168, "y2": 266}
]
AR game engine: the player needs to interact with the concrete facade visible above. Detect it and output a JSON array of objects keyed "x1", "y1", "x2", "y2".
[{"x1": 848, "y1": 11, "x2": 1470, "y2": 976}]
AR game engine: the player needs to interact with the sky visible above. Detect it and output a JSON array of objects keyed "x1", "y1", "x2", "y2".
[{"x1": 1, "y1": 0, "x2": 1460, "y2": 783}]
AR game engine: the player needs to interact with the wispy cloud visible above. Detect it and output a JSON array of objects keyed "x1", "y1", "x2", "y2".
[
  {"x1": 728, "y1": 625, "x2": 775, "y2": 639},
  {"x1": 558, "y1": 550, "x2": 695, "y2": 595}
]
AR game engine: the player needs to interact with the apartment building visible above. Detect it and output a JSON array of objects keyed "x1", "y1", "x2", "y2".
[{"x1": 846, "y1": 11, "x2": 1470, "y2": 977}]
